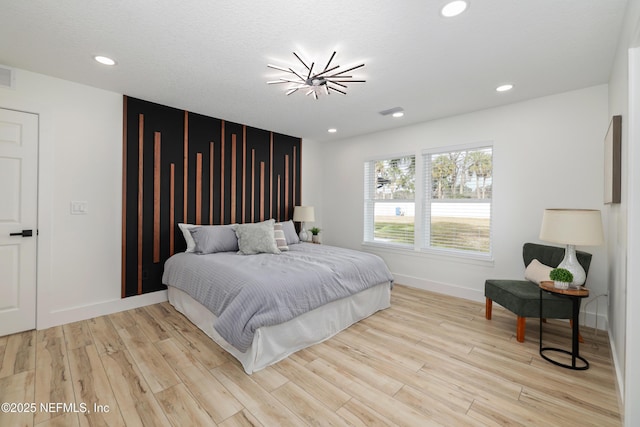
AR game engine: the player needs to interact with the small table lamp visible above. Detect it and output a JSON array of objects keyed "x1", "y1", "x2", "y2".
[
  {"x1": 293, "y1": 206, "x2": 315, "y2": 242},
  {"x1": 539, "y1": 209, "x2": 604, "y2": 286}
]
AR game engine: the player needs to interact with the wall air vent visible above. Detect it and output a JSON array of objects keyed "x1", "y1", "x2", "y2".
[
  {"x1": 378, "y1": 106, "x2": 404, "y2": 118},
  {"x1": 0, "y1": 65, "x2": 15, "y2": 89}
]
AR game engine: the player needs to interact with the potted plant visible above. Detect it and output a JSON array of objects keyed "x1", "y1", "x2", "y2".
[
  {"x1": 309, "y1": 227, "x2": 321, "y2": 244},
  {"x1": 549, "y1": 268, "x2": 573, "y2": 289}
]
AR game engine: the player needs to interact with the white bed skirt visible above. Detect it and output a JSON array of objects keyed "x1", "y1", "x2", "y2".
[{"x1": 167, "y1": 282, "x2": 391, "y2": 374}]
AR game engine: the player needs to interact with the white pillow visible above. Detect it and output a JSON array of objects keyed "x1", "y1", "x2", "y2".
[
  {"x1": 235, "y1": 219, "x2": 281, "y2": 255},
  {"x1": 273, "y1": 223, "x2": 289, "y2": 251},
  {"x1": 525, "y1": 259, "x2": 553, "y2": 284},
  {"x1": 178, "y1": 223, "x2": 197, "y2": 252}
]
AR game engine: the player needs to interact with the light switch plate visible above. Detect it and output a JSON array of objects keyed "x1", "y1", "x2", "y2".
[{"x1": 71, "y1": 201, "x2": 88, "y2": 215}]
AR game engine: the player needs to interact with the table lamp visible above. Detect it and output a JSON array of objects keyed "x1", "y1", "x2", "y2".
[
  {"x1": 539, "y1": 209, "x2": 604, "y2": 286},
  {"x1": 293, "y1": 206, "x2": 315, "y2": 242}
]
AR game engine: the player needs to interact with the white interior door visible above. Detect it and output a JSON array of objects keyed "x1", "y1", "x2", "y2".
[{"x1": 0, "y1": 108, "x2": 38, "y2": 337}]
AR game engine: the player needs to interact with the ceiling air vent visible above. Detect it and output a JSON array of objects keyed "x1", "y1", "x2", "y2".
[{"x1": 0, "y1": 65, "x2": 15, "y2": 89}]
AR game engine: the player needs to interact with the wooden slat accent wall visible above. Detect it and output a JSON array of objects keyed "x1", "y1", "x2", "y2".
[
  {"x1": 170, "y1": 163, "x2": 175, "y2": 256},
  {"x1": 209, "y1": 142, "x2": 214, "y2": 225},
  {"x1": 220, "y1": 121, "x2": 225, "y2": 223},
  {"x1": 183, "y1": 111, "x2": 189, "y2": 222},
  {"x1": 231, "y1": 134, "x2": 237, "y2": 223},
  {"x1": 195, "y1": 153, "x2": 203, "y2": 225},
  {"x1": 153, "y1": 132, "x2": 161, "y2": 263},
  {"x1": 121, "y1": 96, "x2": 302, "y2": 297},
  {"x1": 137, "y1": 114, "x2": 144, "y2": 295},
  {"x1": 121, "y1": 98, "x2": 128, "y2": 298}
]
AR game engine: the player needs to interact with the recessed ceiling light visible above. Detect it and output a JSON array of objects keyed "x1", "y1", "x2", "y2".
[
  {"x1": 328, "y1": 128, "x2": 337, "y2": 133},
  {"x1": 441, "y1": 1, "x2": 468, "y2": 18},
  {"x1": 496, "y1": 84, "x2": 514, "y2": 92},
  {"x1": 392, "y1": 111, "x2": 404, "y2": 118},
  {"x1": 94, "y1": 55, "x2": 116, "y2": 66}
]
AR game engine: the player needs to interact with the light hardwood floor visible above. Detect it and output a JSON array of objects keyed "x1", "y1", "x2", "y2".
[{"x1": 0, "y1": 285, "x2": 621, "y2": 426}]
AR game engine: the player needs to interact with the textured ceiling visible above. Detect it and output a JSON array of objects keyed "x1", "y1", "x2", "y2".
[{"x1": 0, "y1": 0, "x2": 628, "y2": 141}]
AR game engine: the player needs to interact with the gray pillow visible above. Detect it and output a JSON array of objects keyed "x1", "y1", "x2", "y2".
[
  {"x1": 178, "y1": 223, "x2": 197, "y2": 252},
  {"x1": 235, "y1": 219, "x2": 280, "y2": 255},
  {"x1": 277, "y1": 220, "x2": 300, "y2": 245},
  {"x1": 189, "y1": 224, "x2": 239, "y2": 254}
]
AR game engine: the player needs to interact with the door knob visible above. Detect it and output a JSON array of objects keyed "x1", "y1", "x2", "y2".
[{"x1": 9, "y1": 229, "x2": 33, "y2": 237}]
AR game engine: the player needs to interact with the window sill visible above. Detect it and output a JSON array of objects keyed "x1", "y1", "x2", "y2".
[{"x1": 361, "y1": 241, "x2": 495, "y2": 267}]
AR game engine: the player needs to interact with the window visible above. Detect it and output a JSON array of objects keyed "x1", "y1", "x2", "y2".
[
  {"x1": 423, "y1": 145, "x2": 492, "y2": 255},
  {"x1": 364, "y1": 155, "x2": 415, "y2": 246},
  {"x1": 363, "y1": 144, "x2": 493, "y2": 258}
]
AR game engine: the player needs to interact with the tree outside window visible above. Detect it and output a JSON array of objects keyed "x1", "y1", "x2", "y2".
[
  {"x1": 425, "y1": 146, "x2": 492, "y2": 254},
  {"x1": 364, "y1": 156, "x2": 415, "y2": 245},
  {"x1": 364, "y1": 145, "x2": 492, "y2": 257}
]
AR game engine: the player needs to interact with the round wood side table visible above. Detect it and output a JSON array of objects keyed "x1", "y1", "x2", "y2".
[{"x1": 539, "y1": 281, "x2": 590, "y2": 370}]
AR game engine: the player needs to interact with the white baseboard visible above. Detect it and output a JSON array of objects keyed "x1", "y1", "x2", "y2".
[
  {"x1": 608, "y1": 325, "x2": 625, "y2": 408},
  {"x1": 37, "y1": 290, "x2": 168, "y2": 330},
  {"x1": 393, "y1": 273, "x2": 608, "y2": 331},
  {"x1": 392, "y1": 273, "x2": 485, "y2": 303}
]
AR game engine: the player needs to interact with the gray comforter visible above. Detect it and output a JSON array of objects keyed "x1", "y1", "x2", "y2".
[{"x1": 162, "y1": 243, "x2": 393, "y2": 352}]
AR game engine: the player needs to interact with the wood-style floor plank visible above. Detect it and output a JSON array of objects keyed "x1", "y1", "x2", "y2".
[
  {"x1": 155, "y1": 338, "x2": 244, "y2": 423},
  {"x1": 271, "y1": 357, "x2": 351, "y2": 412},
  {"x1": 0, "y1": 284, "x2": 622, "y2": 426},
  {"x1": 34, "y1": 327, "x2": 75, "y2": 425},
  {"x1": 67, "y1": 344, "x2": 126, "y2": 427},
  {"x1": 0, "y1": 329, "x2": 35, "y2": 378},
  {"x1": 62, "y1": 321, "x2": 93, "y2": 350},
  {"x1": 0, "y1": 370, "x2": 35, "y2": 427},
  {"x1": 211, "y1": 362, "x2": 306, "y2": 427},
  {"x1": 87, "y1": 315, "x2": 125, "y2": 355},
  {"x1": 155, "y1": 383, "x2": 216, "y2": 426},
  {"x1": 100, "y1": 348, "x2": 172, "y2": 427},
  {"x1": 117, "y1": 325, "x2": 181, "y2": 394}
]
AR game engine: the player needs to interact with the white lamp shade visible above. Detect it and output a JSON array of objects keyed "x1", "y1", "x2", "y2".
[
  {"x1": 539, "y1": 209, "x2": 604, "y2": 246},
  {"x1": 293, "y1": 206, "x2": 315, "y2": 222}
]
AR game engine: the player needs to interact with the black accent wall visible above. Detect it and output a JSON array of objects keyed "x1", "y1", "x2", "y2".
[{"x1": 122, "y1": 96, "x2": 302, "y2": 297}]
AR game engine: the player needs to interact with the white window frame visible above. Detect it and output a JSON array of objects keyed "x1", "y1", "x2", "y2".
[
  {"x1": 363, "y1": 154, "x2": 416, "y2": 248},
  {"x1": 421, "y1": 142, "x2": 493, "y2": 259},
  {"x1": 363, "y1": 143, "x2": 493, "y2": 261}
]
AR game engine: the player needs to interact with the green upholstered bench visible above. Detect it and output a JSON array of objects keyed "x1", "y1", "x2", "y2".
[{"x1": 484, "y1": 243, "x2": 592, "y2": 342}]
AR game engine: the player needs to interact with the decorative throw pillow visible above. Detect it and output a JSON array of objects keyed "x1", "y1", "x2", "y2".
[
  {"x1": 178, "y1": 223, "x2": 197, "y2": 252},
  {"x1": 189, "y1": 224, "x2": 239, "y2": 254},
  {"x1": 273, "y1": 223, "x2": 289, "y2": 251},
  {"x1": 524, "y1": 259, "x2": 553, "y2": 284},
  {"x1": 277, "y1": 220, "x2": 300, "y2": 245},
  {"x1": 235, "y1": 219, "x2": 281, "y2": 255}
]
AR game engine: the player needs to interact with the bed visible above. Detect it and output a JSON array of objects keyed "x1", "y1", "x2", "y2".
[{"x1": 162, "y1": 220, "x2": 393, "y2": 374}]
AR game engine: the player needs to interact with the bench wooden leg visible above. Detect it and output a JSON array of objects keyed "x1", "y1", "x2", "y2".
[
  {"x1": 485, "y1": 298, "x2": 493, "y2": 320},
  {"x1": 516, "y1": 316, "x2": 526, "y2": 342}
]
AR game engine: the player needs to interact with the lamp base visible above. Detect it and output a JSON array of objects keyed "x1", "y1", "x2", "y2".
[
  {"x1": 558, "y1": 244, "x2": 586, "y2": 286},
  {"x1": 299, "y1": 225, "x2": 309, "y2": 242}
]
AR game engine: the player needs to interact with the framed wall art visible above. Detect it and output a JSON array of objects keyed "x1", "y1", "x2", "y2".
[{"x1": 604, "y1": 115, "x2": 621, "y2": 204}]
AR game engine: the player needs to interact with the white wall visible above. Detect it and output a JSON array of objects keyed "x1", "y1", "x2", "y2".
[
  {"x1": 607, "y1": 0, "x2": 640, "y2": 423},
  {"x1": 318, "y1": 85, "x2": 610, "y2": 327},
  {"x1": 624, "y1": 46, "x2": 640, "y2": 427},
  {"x1": 0, "y1": 67, "x2": 327, "y2": 330},
  {"x1": 299, "y1": 138, "x2": 324, "y2": 227},
  {"x1": 1, "y1": 68, "x2": 166, "y2": 330}
]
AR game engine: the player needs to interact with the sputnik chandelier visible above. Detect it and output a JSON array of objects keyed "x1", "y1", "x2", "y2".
[{"x1": 267, "y1": 51, "x2": 365, "y2": 100}]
